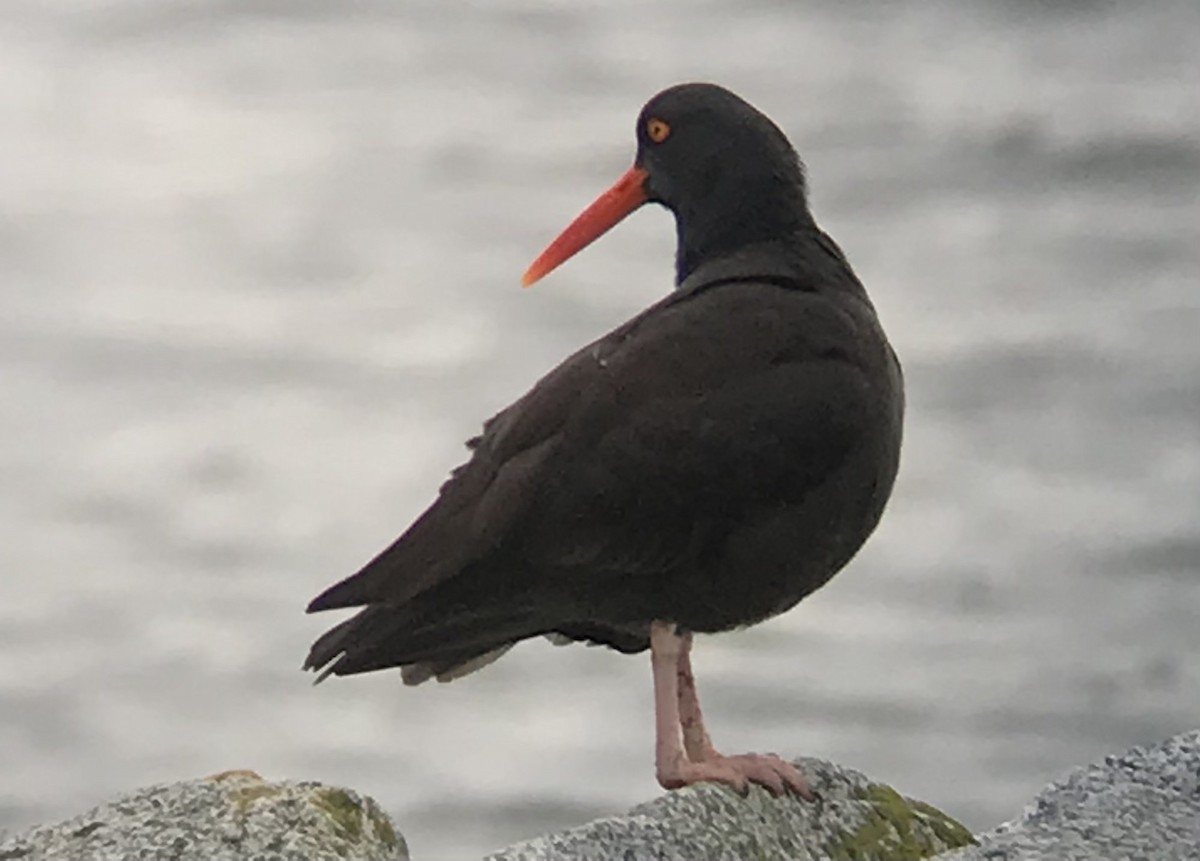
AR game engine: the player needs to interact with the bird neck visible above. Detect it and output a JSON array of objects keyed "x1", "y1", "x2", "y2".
[
  {"x1": 672, "y1": 221, "x2": 875, "y2": 312},
  {"x1": 673, "y1": 184, "x2": 815, "y2": 286}
]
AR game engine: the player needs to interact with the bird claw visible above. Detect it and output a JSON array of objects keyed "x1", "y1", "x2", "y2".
[
  {"x1": 720, "y1": 752, "x2": 815, "y2": 799},
  {"x1": 657, "y1": 752, "x2": 814, "y2": 800}
]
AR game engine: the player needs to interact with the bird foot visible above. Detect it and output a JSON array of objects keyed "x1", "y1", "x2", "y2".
[{"x1": 657, "y1": 751, "x2": 815, "y2": 799}]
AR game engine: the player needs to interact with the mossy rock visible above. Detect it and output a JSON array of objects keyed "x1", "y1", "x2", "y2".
[
  {"x1": 830, "y1": 784, "x2": 976, "y2": 860},
  {"x1": 487, "y1": 756, "x2": 975, "y2": 861},
  {"x1": 0, "y1": 770, "x2": 408, "y2": 861}
]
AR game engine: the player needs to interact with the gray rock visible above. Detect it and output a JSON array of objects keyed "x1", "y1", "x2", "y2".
[
  {"x1": 941, "y1": 729, "x2": 1200, "y2": 861},
  {"x1": 9, "y1": 730, "x2": 1199, "y2": 861},
  {"x1": 0, "y1": 769, "x2": 408, "y2": 861},
  {"x1": 484, "y1": 757, "x2": 975, "y2": 861}
]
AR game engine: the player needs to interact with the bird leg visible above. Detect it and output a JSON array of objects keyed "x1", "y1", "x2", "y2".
[
  {"x1": 675, "y1": 630, "x2": 720, "y2": 762},
  {"x1": 650, "y1": 621, "x2": 815, "y2": 799}
]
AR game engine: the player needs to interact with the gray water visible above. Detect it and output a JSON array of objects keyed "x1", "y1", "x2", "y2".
[{"x1": 2, "y1": 1, "x2": 1199, "y2": 857}]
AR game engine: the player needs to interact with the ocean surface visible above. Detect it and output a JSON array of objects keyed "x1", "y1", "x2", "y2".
[{"x1": 2, "y1": 1, "x2": 1198, "y2": 857}]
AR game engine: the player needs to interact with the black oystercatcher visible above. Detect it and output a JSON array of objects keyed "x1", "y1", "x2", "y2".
[{"x1": 305, "y1": 83, "x2": 904, "y2": 798}]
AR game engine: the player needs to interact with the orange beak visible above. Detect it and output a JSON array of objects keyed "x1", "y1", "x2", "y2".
[{"x1": 522, "y1": 165, "x2": 650, "y2": 287}]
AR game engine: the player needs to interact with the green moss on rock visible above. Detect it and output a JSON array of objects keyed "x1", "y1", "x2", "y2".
[
  {"x1": 911, "y1": 798, "x2": 976, "y2": 849},
  {"x1": 829, "y1": 784, "x2": 976, "y2": 860},
  {"x1": 305, "y1": 786, "x2": 402, "y2": 853},
  {"x1": 367, "y1": 806, "x2": 400, "y2": 852},
  {"x1": 311, "y1": 788, "x2": 365, "y2": 842}
]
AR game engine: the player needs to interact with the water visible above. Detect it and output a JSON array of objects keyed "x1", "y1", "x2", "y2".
[{"x1": 2, "y1": 1, "x2": 1198, "y2": 857}]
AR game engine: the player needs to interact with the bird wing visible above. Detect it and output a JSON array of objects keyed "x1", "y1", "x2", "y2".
[
  {"x1": 306, "y1": 279, "x2": 890, "y2": 613},
  {"x1": 515, "y1": 281, "x2": 891, "y2": 578}
]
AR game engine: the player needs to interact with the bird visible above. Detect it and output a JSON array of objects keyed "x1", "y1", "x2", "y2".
[{"x1": 304, "y1": 82, "x2": 904, "y2": 798}]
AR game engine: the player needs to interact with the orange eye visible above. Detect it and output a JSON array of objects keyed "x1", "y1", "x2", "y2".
[{"x1": 646, "y1": 117, "x2": 671, "y2": 143}]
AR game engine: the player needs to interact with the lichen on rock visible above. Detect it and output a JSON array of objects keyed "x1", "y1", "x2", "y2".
[
  {"x1": 486, "y1": 756, "x2": 975, "y2": 861},
  {"x1": 0, "y1": 770, "x2": 408, "y2": 861},
  {"x1": 829, "y1": 784, "x2": 976, "y2": 860}
]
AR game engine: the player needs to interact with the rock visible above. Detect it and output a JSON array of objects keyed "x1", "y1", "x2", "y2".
[
  {"x1": 0, "y1": 769, "x2": 407, "y2": 861},
  {"x1": 484, "y1": 757, "x2": 976, "y2": 861},
  {"x1": 940, "y1": 729, "x2": 1200, "y2": 861},
  {"x1": 9, "y1": 730, "x2": 1200, "y2": 860}
]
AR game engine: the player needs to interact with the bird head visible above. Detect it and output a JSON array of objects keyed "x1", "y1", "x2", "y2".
[{"x1": 523, "y1": 83, "x2": 811, "y2": 287}]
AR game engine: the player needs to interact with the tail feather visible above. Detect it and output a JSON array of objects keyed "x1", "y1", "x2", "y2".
[
  {"x1": 399, "y1": 644, "x2": 515, "y2": 686},
  {"x1": 307, "y1": 492, "x2": 486, "y2": 614},
  {"x1": 305, "y1": 600, "x2": 540, "y2": 682},
  {"x1": 306, "y1": 537, "x2": 481, "y2": 613},
  {"x1": 306, "y1": 577, "x2": 367, "y2": 614}
]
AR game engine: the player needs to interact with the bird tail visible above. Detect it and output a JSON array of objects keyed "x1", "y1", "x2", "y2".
[
  {"x1": 398, "y1": 644, "x2": 515, "y2": 685},
  {"x1": 303, "y1": 597, "x2": 539, "y2": 686}
]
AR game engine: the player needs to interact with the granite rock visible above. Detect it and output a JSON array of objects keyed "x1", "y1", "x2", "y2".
[
  {"x1": 485, "y1": 757, "x2": 975, "y2": 861},
  {"x1": 7, "y1": 730, "x2": 1200, "y2": 861},
  {"x1": 0, "y1": 769, "x2": 407, "y2": 861},
  {"x1": 941, "y1": 729, "x2": 1200, "y2": 861}
]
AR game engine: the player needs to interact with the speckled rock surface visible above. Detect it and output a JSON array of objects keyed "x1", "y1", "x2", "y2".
[
  {"x1": 941, "y1": 729, "x2": 1200, "y2": 861},
  {"x1": 10, "y1": 731, "x2": 1198, "y2": 861},
  {"x1": 0, "y1": 770, "x2": 407, "y2": 861},
  {"x1": 484, "y1": 757, "x2": 975, "y2": 861}
]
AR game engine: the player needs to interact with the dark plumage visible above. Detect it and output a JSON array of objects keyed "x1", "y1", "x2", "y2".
[{"x1": 305, "y1": 83, "x2": 904, "y2": 795}]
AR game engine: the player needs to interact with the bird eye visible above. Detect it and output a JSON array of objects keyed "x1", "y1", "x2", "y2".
[{"x1": 646, "y1": 118, "x2": 671, "y2": 143}]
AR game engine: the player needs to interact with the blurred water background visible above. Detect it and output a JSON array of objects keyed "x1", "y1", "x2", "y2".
[{"x1": 2, "y1": 0, "x2": 1198, "y2": 857}]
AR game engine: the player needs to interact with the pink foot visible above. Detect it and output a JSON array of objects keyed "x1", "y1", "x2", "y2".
[{"x1": 657, "y1": 751, "x2": 815, "y2": 799}]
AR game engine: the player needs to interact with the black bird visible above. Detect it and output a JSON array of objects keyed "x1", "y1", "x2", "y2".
[{"x1": 305, "y1": 83, "x2": 904, "y2": 797}]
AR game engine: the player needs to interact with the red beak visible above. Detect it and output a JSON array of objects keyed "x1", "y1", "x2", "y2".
[{"x1": 522, "y1": 166, "x2": 650, "y2": 287}]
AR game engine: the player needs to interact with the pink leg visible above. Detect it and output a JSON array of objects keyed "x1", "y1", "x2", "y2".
[
  {"x1": 651, "y1": 621, "x2": 815, "y2": 799},
  {"x1": 675, "y1": 631, "x2": 720, "y2": 762}
]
